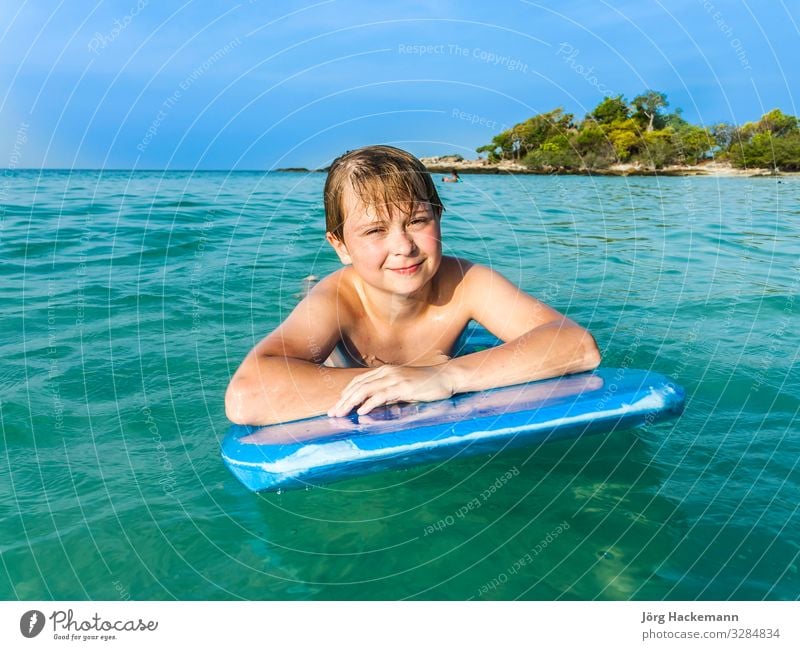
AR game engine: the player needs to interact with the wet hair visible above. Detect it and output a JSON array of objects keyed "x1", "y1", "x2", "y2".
[{"x1": 324, "y1": 145, "x2": 443, "y2": 241}]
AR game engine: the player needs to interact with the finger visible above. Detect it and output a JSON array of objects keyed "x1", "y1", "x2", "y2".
[
  {"x1": 333, "y1": 368, "x2": 394, "y2": 414},
  {"x1": 327, "y1": 371, "x2": 378, "y2": 417},
  {"x1": 338, "y1": 379, "x2": 394, "y2": 416},
  {"x1": 355, "y1": 390, "x2": 394, "y2": 416},
  {"x1": 327, "y1": 380, "x2": 379, "y2": 417},
  {"x1": 331, "y1": 369, "x2": 384, "y2": 414},
  {"x1": 330, "y1": 375, "x2": 399, "y2": 417}
]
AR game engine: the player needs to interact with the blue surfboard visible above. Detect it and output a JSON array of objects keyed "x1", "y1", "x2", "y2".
[{"x1": 221, "y1": 328, "x2": 684, "y2": 492}]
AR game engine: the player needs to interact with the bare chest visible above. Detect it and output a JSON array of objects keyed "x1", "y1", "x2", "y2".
[{"x1": 342, "y1": 313, "x2": 468, "y2": 367}]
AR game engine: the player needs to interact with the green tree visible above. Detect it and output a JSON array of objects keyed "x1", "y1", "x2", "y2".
[
  {"x1": 573, "y1": 125, "x2": 616, "y2": 168},
  {"x1": 607, "y1": 119, "x2": 641, "y2": 161},
  {"x1": 730, "y1": 132, "x2": 777, "y2": 168},
  {"x1": 729, "y1": 131, "x2": 800, "y2": 170},
  {"x1": 674, "y1": 125, "x2": 716, "y2": 164},
  {"x1": 727, "y1": 109, "x2": 800, "y2": 169},
  {"x1": 480, "y1": 109, "x2": 575, "y2": 161},
  {"x1": 640, "y1": 129, "x2": 677, "y2": 168},
  {"x1": 513, "y1": 109, "x2": 575, "y2": 158},
  {"x1": 589, "y1": 95, "x2": 630, "y2": 125},
  {"x1": 710, "y1": 123, "x2": 737, "y2": 151},
  {"x1": 476, "y1": 129, "x2": 515, "y2": 162},
  {"x1": 663, "y1": 107, "x2": 688, "y2": 130},
  {"x1": 755, "y1": 108, "x2": 798, "y2": 137},
  {"x1": 632, "y1": 90, "x2": 669, "y2": 132},
  {"x1": 524, "y1": 134, "x2": 581, "y2": 170},
  {"x1": 773, "y1": 134, "x2": 800, "y2": 170}
]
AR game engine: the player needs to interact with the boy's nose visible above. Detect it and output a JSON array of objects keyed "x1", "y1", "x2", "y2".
[{"x1": 388, "y1": 228, "x2": 417, "y2": 255}]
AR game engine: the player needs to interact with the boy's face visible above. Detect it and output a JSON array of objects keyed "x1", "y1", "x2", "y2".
[{"x1": 326, "y1": 183, "x2": 442, "y2": 298}]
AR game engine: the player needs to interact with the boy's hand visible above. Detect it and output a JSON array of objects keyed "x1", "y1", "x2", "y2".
[{"x1": 327, "y1": 364, "x2": 458, "y2": 418}]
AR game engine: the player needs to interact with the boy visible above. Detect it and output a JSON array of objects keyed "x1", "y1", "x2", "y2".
[{"x1": 226, "y1": 145, "x2": 600, "y2": 426}]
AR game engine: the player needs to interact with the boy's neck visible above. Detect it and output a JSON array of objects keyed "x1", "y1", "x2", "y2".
[{"x1": 355, "y1": 276, "x2": 435, "y2": 326}]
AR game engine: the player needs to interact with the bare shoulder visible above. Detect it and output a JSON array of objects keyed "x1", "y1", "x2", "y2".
[
  {"x1": 307, "y1": 268, "x2": 346, "y2": 300},
  {"x1": 455, "y1": 261, "x2": 565, "y2": 340},
  {"x1": 456, "y1": 259, "x2": 512, "y2": 294},
  {"x1": 459, "y1": 262, "x2": 538, "y2": 298},
  {"x1": 435, "y1": 257, "x2": 519, "y2": 304},
  {"x1": 253, "y1": 269, "x2": 353, "y2": 360},
  {"x1": 435, "y1": 256, "x2": 474, "y2": 294},
  {"x1": 295, "y1": 268, "x2": 366, "y2": 335},
  {"x1": 439, "y1": 255, "x2": 474, "y2": 276},
  {"x1": 311, "y1": 267, "x2": 359, "y2": 319}
]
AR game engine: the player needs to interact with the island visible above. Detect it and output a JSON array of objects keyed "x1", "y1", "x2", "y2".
[{"x1": 425, "y1": 91, "x2": 800, "y2": 177}]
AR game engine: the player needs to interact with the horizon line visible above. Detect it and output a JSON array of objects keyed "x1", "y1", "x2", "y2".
[{"x1": 2, "y1": 167, "x2": 326, "y2": 173}]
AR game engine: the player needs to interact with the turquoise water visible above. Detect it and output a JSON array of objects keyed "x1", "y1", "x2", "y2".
[{"x1": 1, "y1": 170, "x2": 798, "y2": 600}]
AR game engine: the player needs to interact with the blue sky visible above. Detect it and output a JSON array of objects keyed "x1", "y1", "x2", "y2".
[{"x1": 1, "y1": 0, "x2": 797, "y2": 169}]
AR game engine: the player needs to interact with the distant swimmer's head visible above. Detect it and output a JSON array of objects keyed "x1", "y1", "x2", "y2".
[{"x1": 323, "y1": 145, "x2": 443, "y2": 243}]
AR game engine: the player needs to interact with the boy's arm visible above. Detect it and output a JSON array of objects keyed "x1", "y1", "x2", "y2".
[
  {"x1": 328, "y1": 264, "x2": 600, "y2": 417},
  {"x1": 443, "y1": 264, "x2": 601, "y2": 393},
  {"x1": 225, "y1": 282, "x2": 368, "y2": 425}
]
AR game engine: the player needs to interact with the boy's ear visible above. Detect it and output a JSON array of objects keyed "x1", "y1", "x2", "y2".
[{"x1": 326, "y1": 232, "x2": 352, "y2": 265}]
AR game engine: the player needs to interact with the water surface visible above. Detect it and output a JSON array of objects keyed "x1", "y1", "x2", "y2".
[{"x1": 1, "y1": 170, "x2": 798, "y2": 599}]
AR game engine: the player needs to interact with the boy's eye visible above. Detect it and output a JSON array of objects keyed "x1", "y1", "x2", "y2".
[{"x1": 363, "y1": 227, "x2": 384, "y2": 236}]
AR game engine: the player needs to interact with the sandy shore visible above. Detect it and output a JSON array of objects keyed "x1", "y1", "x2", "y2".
[{"x1": 421, "y1": 156, "x2": 797, "y2": 177}]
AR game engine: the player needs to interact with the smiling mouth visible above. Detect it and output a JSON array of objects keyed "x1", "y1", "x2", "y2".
[{"x1": 389, "y1": 261, "x2": 423, "y2": 275}]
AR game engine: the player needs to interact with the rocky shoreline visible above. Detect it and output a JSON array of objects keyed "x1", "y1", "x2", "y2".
[
  {"x1": 276, "y1": 158, "x2": 795, "y2": 177},
  {"x1": 419, "y1": 155, "x2": 793, "y2": 177}
]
